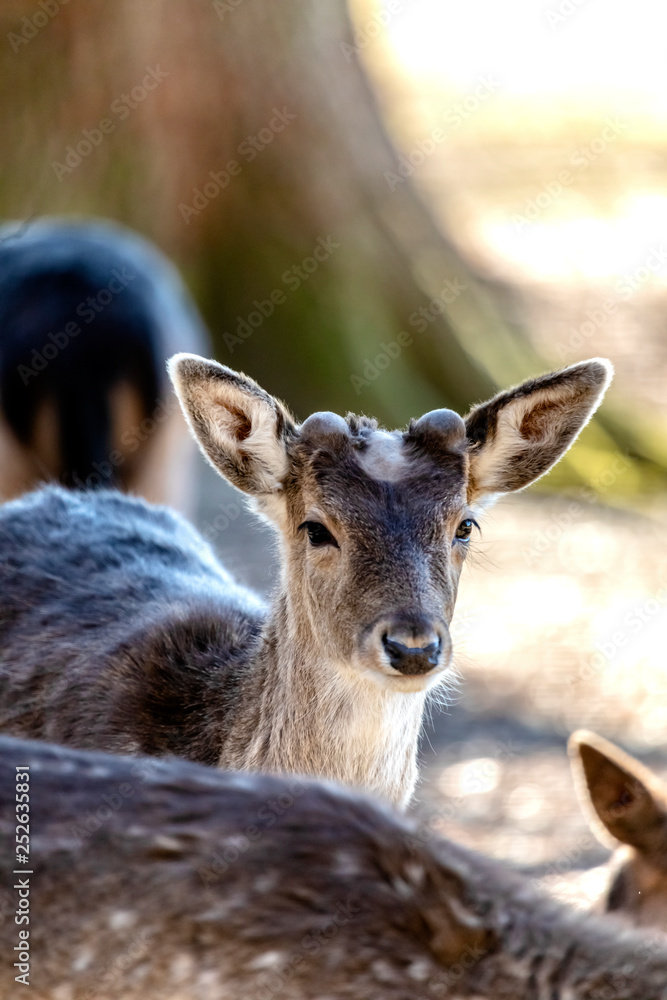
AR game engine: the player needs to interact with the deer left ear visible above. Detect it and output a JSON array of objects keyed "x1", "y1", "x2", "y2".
[{"x1": 464, "y1": 358, "x2": 613, "y2": 503}]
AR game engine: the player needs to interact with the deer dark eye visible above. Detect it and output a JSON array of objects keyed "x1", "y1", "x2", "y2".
[
  {"x1": 299, "y1": 521, "x2": 339, "y2": 548},
  {"x1": 454, "y1": 518, "x2": 478, "y2": 542}
]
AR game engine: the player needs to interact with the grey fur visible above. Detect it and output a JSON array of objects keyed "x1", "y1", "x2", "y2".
[
  {"x1": 0, "y1": 735, "x2": 666, "y2": 999},
  {"x1": 0, "y1": 357, "x2": 612, "y2": 805}
]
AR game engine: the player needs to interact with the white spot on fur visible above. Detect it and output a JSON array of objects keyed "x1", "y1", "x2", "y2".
[
  {"x1": 249, "y1": 950, "x2": 287, "y2": 970},
  {"x1": 392, "y1": 876, "x2": 414, "y2": 899},
  {"x1": 356, "y1": 431, "x2": 409, "y2": 482},
  {"x1": 404, "y1": 862, "x2": 426, "y2": 887},
  {"x1": 108, "y1": 910, "x2": 137, "y2": 930},
  {"x1": 170, "y1": 953, "x2": 195, "y2": 981},
  {"x1": 199, "y1": 903, "x2": 232, "y2": 921},
  {"x1": 150, "y1": 834, "x2": 183, "y2": 853},
  {"x1": 334, "y1": 850, "x2": 362, "y2": 876},
  {"x1": 88, "y1": 765, "x2": 113, "y2": 778},
  {"x1": 126, "y1": 825, "x2": 149, "y2": 838},
  {"x1": 72, "y1": 947, "x2": 94, "y2": 972},
  {"x1": 407, "y1": 959, "x2": 432, "y2": 981},
  {"x1": 196, "y1": 969, "x2": 223, "y2": 991},
  {"x1": 52, "y1": 987, "x2": 73, "y2": 1000},
  {"x1": 253, "y1": 872, "x2": 280, "y2": 894}
]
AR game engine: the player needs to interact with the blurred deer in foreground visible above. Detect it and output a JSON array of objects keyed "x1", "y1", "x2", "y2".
[
  {"x1": 0, "y1": 357, "x2": 611, "y2": 806},
  {"x1": 566, "y1": 729, "x2": 667, "y2": 931},
  {"x1": 0, "y1": 217, "x2": 210, "y2": 511},
  {"x1": 0, "y1": 735, "x2": 665, "y2": 1000}
]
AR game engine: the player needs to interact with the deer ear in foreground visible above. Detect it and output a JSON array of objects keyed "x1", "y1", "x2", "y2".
[
  {"x1": 0, "y1": 359, "x2": 613, "y2": 809},
  {"x1": 1, "y1": 735, "x2": 667, "y2": 1000},
  {"x1": 569, "y1": 729, "x2": 667, "y2": 929}
]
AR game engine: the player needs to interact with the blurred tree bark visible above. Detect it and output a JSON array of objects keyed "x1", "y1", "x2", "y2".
[{"x1": 1, "y1": 0, "x2": 663, "y2": 493}]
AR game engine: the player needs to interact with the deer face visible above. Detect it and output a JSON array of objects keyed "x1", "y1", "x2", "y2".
[
  {"x1": 169, "y1": 355, "x2": 611, "y2": 692},
  {"x1": 279, "y1": 416, "x2": 471, "y2": 691}
]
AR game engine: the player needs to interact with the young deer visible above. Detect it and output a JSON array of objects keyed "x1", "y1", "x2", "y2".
[
  {"x1": 568, "y1": 729, "x2": 667, "y2": 931},
  {"x1": 1, "y1": 734, "x2": 666, "y2": 1000},
  {"x1": 0, "y1": 217, "x2": 209, "y2": 512},
  {"x1": 0, "y1": 356, "x2": 611, "y2": 806}
]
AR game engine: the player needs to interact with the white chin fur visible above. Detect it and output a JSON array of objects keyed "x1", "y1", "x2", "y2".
[{"x1": 351, "y1": 656, "x2": 450, "y2": 694}]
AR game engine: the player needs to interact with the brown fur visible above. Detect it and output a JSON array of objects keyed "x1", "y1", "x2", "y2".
[
  {"x1": 1, "y1": 735, "x2": 666, "y2": 999},
  {"x1": 0, "y1": 358, "x2": 612, "y2": 807}
]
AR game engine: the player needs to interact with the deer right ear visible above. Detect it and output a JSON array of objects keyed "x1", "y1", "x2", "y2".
[
  {"x1": 464, "y1": 359, "x2": 612, "y2": 504},
  {"x1": 168, "y1": 354, "x2": 296, "y2": 496},
  {"x1": 569, "y1": 730, "x2": 667, "y2": 856}
]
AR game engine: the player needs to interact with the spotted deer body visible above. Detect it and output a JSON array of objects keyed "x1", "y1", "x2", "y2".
[
  {"x1": 0, "y1": 735, "x2": 666, "y2": 1000},
  {"x1": 0, "y1": 357, "x2": 611, "y2": 805}
]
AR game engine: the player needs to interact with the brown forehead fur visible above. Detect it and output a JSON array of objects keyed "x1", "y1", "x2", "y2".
[{"x1": 284, "y1": 414, "x2": 469, "y2": 530}]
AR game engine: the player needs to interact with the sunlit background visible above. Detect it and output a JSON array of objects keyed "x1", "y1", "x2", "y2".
[
  {"x1": 1, "y1": 0, "x2": 666, "y2": 889},
  {"x1": 353, "y1": 0, "x2": 667, "y2": 879}
]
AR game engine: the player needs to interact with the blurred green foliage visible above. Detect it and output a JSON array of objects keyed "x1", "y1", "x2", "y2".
[{"x1": 1, "y1": 0, "x2": 664, "y2": 502}]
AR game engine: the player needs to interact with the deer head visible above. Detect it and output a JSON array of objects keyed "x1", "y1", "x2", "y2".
[{"x1": 169, "y1": 356, "x2": 612, "y2": 694}]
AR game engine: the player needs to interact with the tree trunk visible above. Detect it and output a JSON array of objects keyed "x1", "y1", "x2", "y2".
[{"x1": 1, "y1": 0, "x2": 661, "y2": 491}]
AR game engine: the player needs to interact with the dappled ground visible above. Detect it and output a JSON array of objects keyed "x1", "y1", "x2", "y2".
[{"x1": 196, "y1": 462, "x2": 667, "y2": 895}]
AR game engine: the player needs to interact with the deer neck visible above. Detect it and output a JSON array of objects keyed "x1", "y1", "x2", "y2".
[{"x1": 218, "y1": 589, "x2": 427, "y2": 807}]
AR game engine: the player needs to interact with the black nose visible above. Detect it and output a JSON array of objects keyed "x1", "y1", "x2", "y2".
[{"x1": 382, "y1": 633, "x2": 441, "y2": 676}]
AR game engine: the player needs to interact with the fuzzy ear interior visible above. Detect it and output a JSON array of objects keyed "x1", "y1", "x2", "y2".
[
  {"x1": 569, "y1": 730, "x2": 667, "y2": 855},
  {"x1": 464, "y1": 359, "x2": 613, "y2": 503},
  {"x1": 168, "y1": 353, "x2": 296, "y2": 496}
]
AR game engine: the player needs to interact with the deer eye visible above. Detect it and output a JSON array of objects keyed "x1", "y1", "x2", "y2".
[
  {"x1": 454, "y1": 518, "x2": 478, "y2": 542},
  {"x1": 299, "y1": 521, "x2": 339, "y2": 548}
]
